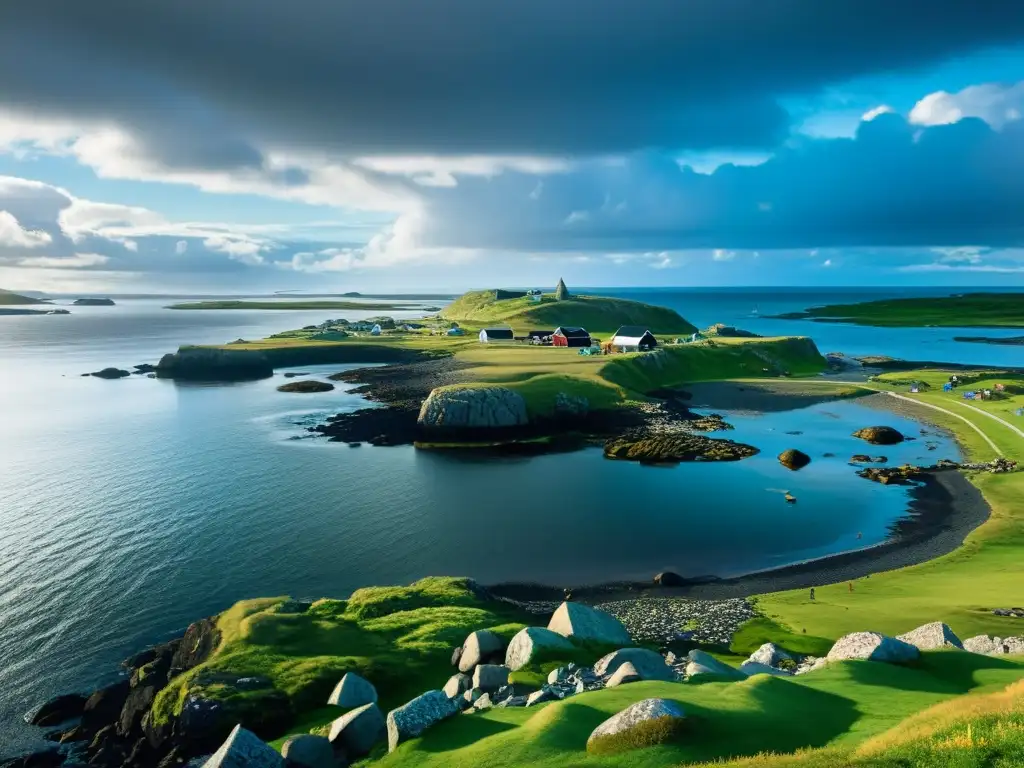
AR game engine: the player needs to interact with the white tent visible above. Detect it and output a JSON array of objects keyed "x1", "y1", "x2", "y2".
[{"x1": 370, "y1": 324, "x2": 382, "y2": 335}]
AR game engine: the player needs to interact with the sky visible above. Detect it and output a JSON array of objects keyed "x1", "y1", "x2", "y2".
[{"x1": 1, "y1": 1, "x2": 1024, "y2": 293}]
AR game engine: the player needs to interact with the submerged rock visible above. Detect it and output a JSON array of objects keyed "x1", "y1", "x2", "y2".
[
  {"x1": 778, "y1": 448, "x2": 811, "y2": 470},
  {"x1": 277, "y1": 380, "x2": 334, "y2": 393},
  {"x1": 88, "y1": 367, "x2": 131, "y2": 379},
  {"x1": 852, "y1": 426, "x2": 905, "y2": 445},
  {"x1": 826, "y1": 632, "x2": 920, "y2": 663},
  {"x1": 604, "y1": 433, "x2": 759, "y2": 464}
]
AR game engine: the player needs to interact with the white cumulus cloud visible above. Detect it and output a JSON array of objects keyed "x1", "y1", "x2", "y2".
[
  {"x1": 910, "y1": 82, "x2": 1024, "y2": 129},
  {"x1": 0, "y1": 210, "x2": 52, "y2": 248}
]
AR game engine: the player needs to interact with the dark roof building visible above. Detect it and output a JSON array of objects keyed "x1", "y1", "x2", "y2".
[
  {"x1": 552, "y1": 326, "x2": 592, "y2": 347},
  {"x1": 611, "y1": 326, "x2": 658, "y2": 350},
  {"x1": 479, "y1": 327, "x2": 515, "y2": 342}
]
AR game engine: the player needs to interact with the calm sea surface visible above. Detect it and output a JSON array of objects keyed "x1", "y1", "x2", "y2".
[{"x1": 0, "y1": 287, "x2": 1014, "y2": 753}]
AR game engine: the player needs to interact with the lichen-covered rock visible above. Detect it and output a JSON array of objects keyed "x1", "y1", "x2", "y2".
[
  {"x1": 826, "y1": 632, "x2": 920, "y2": 663},
  {"x1": 327, "y1": 672, "x2": 378, "y2": 708},
  {"x1": 386, "y1": 691, "x2": 459, "y2": 752},
  {"x1": 548, "y1": 602, "x2": 631, "y2": 645},
  {"x1": 896, "y1": 622, "x2": 964, "y2": 651},
  {"x1": 747, "y1": 643, "x2": 792, "y2": 668},
  {"x1": 328, "y1": 702, "x2": 386, "y2": 757},
  {"x1": 963, "y1": 635, "x2": 1024, "y2": 656},
  {"x1": 281, "y1": 734, "x2": 335, "y2": 768},
  {"x1": 852, "y1": 426, "x2": 905, "y2": 445},
  {"x1": 740, "y1": 661, "x2": 792, "y2": 677},
  {"x1": 202, "y1": 725, "x2": 283, "y2": 767},
  {"x1": 417, "y1": 386, "x2": 528, "y2": 430},
  {"x1": 778, "y1": 448, "x2": 811, "y2": 470},
  {"x1": 504, "y1": 627, "x2": 574, "y2": 671},
  {"x1": 684, "y1": 650, "x2": 744, "y2": 679},
  {"x1": 443, "y1": 673, "x2": 471, "y2": 699},
  {"x1": 586, "y1": 698, "x2": 686, "y2": 749},
  {"x1": 472, "y1": 664, "x2": 509, "y2": 692},
  {"x1": 604, "y1": 433, "x2": 759, "y2": 463},
  {"x1": 458, "y1": 629, "x2": 506, "y2": 672},
  {"x1": 594, "y1": 648, "x2": 675, "y2": 682},
  {"x1": 606, "y1": 662, "x2": 642, "y2": 687}
]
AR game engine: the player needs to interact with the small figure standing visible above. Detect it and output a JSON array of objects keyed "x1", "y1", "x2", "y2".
[
  {"x1": 809, "y1": 587, "x2": 816, "y2": 601},
  {"x1": 848, "y1": 582, "x2": 854, "y2": 593}
]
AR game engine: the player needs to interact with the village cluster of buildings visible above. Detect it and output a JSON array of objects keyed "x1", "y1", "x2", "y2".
[{"x1": 478, "y1": 325, "x2": 659, "y2": 353}]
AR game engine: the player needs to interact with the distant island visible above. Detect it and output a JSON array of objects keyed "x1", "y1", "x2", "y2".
[
  {"x1": 773, "y1": 292, "x2": 1024, "y2": 327},
  {"x1": 0, "y1": 288, "x2": 50, "y2": 306},
  {"x1": 73, "y1": 297, "x2": 116, "y2": 306},
  {"x1": 167, "y1": 300, "x2": 421, "y2": 311}
]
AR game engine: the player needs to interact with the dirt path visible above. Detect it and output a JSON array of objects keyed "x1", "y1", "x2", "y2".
[
  {"x1": 954, "y1": 399, "x2": 1024, "y2": 440},
  {"x1": 883, "y1": 391, "x2": 1004, "y2": 456}
]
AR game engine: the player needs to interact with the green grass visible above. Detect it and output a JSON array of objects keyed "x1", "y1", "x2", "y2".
[
  {"x1": 167, "y1": 300, "x2": 416, "y2": 310},
  {"x1": 441, "y1": 290, "x2": 697, "y2": 336},
  {"x1": 775, "y1": 293, "x2": 1024, "y2": 328},
  {"x1": 376, "y1": 653, "x2": 1024, "y2": 768},
  {"x1": 150, "y1": 578, "x2": 531, "y2": 745}
]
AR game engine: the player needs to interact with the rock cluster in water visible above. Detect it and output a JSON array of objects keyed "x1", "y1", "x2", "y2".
[
  {"x1": 604, "y1": 433, "x2": 759, "y2": 464},
  {"x1": 852, "y1": 426, "x2": 905, "y2": 445},
  {"x1": 417, "y1": 386, "x2": 529, "y2": 429}
]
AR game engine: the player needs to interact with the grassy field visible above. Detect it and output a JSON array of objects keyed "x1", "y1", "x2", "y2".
[
  {"x1": 441, "y1": 290, "x2": 697, "y2": 336},
  {"x1": 752, "y1": 370, "x2": 1024, "y2": 646},
  {"x1": 167, "y1": 300, "x2": 421, "y2": 310},
  {"x1": 776, "y1": 293, "x2": 1024, "y2": 327}
]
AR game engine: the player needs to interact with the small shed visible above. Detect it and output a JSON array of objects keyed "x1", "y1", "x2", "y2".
[
  {"x1": 479, "y1": 327, "x2": 514, "y2": 342},
  {"x1": 552, "y1": 326, "x2": 592, "y2": 348},
  {"x1": 526, "y1": 330, "x2": 554, "y2": 342},
  {"x1": 370, "y1": 324, "x2": 382, "y2": 336},
  {"x1": 611, "y1": 326, "x2": 657, "y2": 352}
]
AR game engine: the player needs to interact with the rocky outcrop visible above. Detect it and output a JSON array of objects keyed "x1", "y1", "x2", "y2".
[
  {"x1": 740, "y1": 661, "x2": 792, "y2": 677},
  {"x1": 826, "y1": 632, "x2": 920, "y2": 663},
  {"x1": 277, "y1": 380, "x2": 334, "y2": 393},
  {"x1": 606, "y1": 662, "x2": 642, "y2": 687},
  {"x1": 963, "y1": 635, "x2": 1024, "y2": 656},
  {"x1": 328, "y1": 702, "x2": 386, "y2": 757},
  {"x1": 155, "y1": 347, "x2": 274, "y2": 382},
  {"x1": 328, "y1": 672, "x2": 378, "y2": 708},
  {"x1": 281, "y1": 734, "x2": 335, "y2": 768},
  {"x1": 747, "y1": 643, "x2": 793, "y2": 669},
  {"x1": 504, "y1": 627, "x2": 573, "y2": 671},
  {"x1": 386, "y1": 690, "x2": 459, "y2": 752},
  {"x1": 852, "y1": 426, "x2": 905, "y2": 445},
  {"x1": 593, "y1": 648, "x2": 676, "y2": 682},
  {"x1": 896, "y1": 622, "x2": 964, "y2": 651},
  {"x1": 73, "y1": 298, "x2": 115, "y2": 306},
  {"x1": 28, "y1": 693, "x2": 88, "y2": 727},
  {"x1": 458, "y1": 629, "x2": 506, "y2": 673},
  {"x1": 683, "y1": 650, "x2": 744, "y2": 679},
  {"x1": 203, "y1": 725, "x2": 284, "y2": 767},
  {"x1": 472, "y1": 664, "x2": 510, "y2": 692},
  {"x1": 604, "y1": 433, "x2": 759, "y2": 464},
  {"x1": 443, "y1": 673, "x2": 471, "y2": 699},
  {"x1": 417, "y1": 387, "x2": 528, "y2": 430},
  {"x1": 778, "y1": 448, "x2": 811, "y2": 470},
  {"x1": 87, "y1": 367, "x2": 131, "y2": 380},
  {"x1": 547, "y1": 602, "x2": 631, "y2": 645},
  {"x1": 586, "y1": 698, "x2": 686, "y2": 752}
]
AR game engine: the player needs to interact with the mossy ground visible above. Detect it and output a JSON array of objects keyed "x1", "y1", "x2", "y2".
[{"x1": 778, "y1": 293, "x2": 1024, "y2": 328}]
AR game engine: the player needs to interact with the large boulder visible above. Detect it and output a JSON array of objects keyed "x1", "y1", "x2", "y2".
[
  {"x1": 28, "y1": 693, "x2": 88, "y2": 727},
  {"x1": 81, "y1": 681, "x2": 131, "y2": 735},
  {"x1": 386, "y1": 691, "x2": 459, "y2": 753},
  {"x1": 504, "y1": 627, "x2": 574, "y2": 671},
  {"x1": 740, "y1": 661, "x2": 792, "y2": 677},
  {"x1": 472, "y1": 664, "x2": 509, "y2": 692},
  {"x1": 593, "y1": 648, "x2": 676, "y2": 682},
  {"x1": 778, "y1": 449, "x2": 811, "y2": 470},
  {"x1": 684, "y1": 650, "x2": 744, "y2": 679},
  {"x1": 852, "y1": 426, "x2": 905, "y2": 445},
  {"x1": 746, "y1": 643, "x2": 792, "y2": 668},
  {"x1": 964, "y1": 635, "x2": 1024, "y2": 656},
  {"x1": 586, "y1": 698, "x2": 686, "y2": 750},
  {"x1": 826, "y1": 632, "x2": 920, "y2": 663},
  {"x1": 417, "y1": 387, "x2": 528, "y2": 430},
  {"x1": 329, "y1": 702, "x2": 386, "y2": 757},
  {"x1": 606, "y1": 662, "x2": 642, "y2": 687},
  {"x1": 442, "y1": 673, "x2": 471, "y2": 699},
  {"x1": 327, "y1": 672, "x2": 378, "y2": 708},
  {"x1": 458, "y1": 629, "x2": 506, "y2": 673},
  {"x1": 202, "y1": 725, "x2": 284, "y2": 767},
  {"x1": 547, "y1": 602, "x2": 631, "y2": 645},
  {"x1": 155, "y1": 347, "x2": 273, "y2": 382},
  {"x1": 896, "y1": 622, "x2": 964, "y2": 651},
  {"x1": 281, "y1": 734, "x2": 336, "y2": 768}
]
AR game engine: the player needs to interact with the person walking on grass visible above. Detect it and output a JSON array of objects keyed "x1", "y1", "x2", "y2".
[{"x1": 809, "y1": 587, "x2": 815, "y2": 602}]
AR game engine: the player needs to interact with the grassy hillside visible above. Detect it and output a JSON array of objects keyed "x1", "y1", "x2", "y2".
[
  {"x1": 0, "y1": 288, "x2": 47, "y2": 305},
  {"x1": 442, "y1": 290, "x2": 697, "y2": 335},
  {"x1": 776, "y1": 293, "x2": 1024, "y2": 328},
  {"x1": 168, "y1": 300, "x2": 417, "y2": 310}
]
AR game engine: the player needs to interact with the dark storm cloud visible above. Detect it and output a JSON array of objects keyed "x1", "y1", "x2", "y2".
[
  {"x1": 415, "y1": 114, "x2": 1024, "y2": 250},
  {"x1": 1, "y1": 0, "x2": 1023, "y2": 158}
]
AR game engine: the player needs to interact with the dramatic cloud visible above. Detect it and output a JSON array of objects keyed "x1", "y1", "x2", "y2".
[
  {"x1": 0, "y1": 210, "x2": 52, "y2": 248},
  {"x1": 911, "y1": 82, "x2": 1024, "y2": 129},
  {"x1": 1, "y1": 0, "x2": 1022, "y2": 163},
  {"x1": 410, "y1": 113, "x2": 1024, "y2": 251}
]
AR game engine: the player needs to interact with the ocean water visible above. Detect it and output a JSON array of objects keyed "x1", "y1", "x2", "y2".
[{"x1": 0, "y1": 287, "x2": 1003, "y2": 753}]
